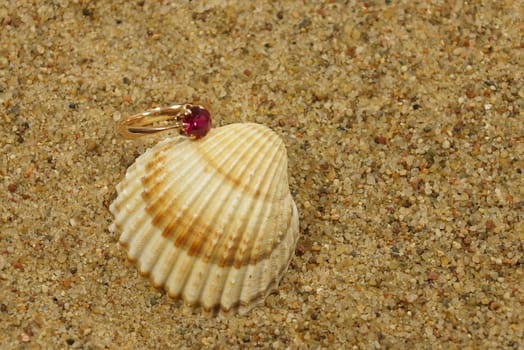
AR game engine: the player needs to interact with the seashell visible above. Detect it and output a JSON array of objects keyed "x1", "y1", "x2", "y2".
[{"x1": 109, "y1": 123, "x2": 299, "y2": 314}]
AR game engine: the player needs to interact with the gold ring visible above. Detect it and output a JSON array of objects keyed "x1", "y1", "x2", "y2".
[{"x1": 117, "y1": 104, "x2": 212, "y2": 139}]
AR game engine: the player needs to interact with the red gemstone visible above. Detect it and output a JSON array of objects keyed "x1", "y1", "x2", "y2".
[{"x1": 182, "y1": 106, "x2": 212, "y2": 139}]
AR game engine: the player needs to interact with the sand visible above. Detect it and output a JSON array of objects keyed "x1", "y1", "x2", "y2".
[{"x1": 1, "y1": 1, "x2": 523, "y2": 349}]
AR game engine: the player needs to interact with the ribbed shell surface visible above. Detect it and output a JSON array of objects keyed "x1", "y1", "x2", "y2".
[{"x1": 110, "y1": 123, "x2": 299, "y2": 314}]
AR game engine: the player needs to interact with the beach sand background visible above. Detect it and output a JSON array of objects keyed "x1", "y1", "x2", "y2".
[{"x1": 1, "y1": 1, "x2": 523, "y2": 348}]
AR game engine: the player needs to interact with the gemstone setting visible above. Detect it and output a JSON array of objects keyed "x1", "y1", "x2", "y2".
[{"x1": 183, "y1": 106, "x2": 212, "y2": 139}]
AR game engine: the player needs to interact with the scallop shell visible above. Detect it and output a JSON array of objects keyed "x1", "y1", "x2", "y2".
[{"x1": 109, "y1": 123, "x2": 299, "y2": 314}]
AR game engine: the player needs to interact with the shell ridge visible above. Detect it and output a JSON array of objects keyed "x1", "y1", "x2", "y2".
[
  {"x1": 237, "y1": 206, "x2": 271, "y2": 300},
  {"x1": 197, "y1": 263, "x2": 226, "y2": 310},
  {"x1": 243, "y1": 127, "x2": 287, "y2": 204},
  {"x1": 143, "y1": 144, "x2": 202, "y2": 231},
  {"x1": 215, "y1": 199, "x2": 264, "y2": 306},
  {"x1": 207, "y1": 126, "x2": 274, "y2": 267},
  {"x1": 115, "y1": 202, "x2": 145, "y2": 249},
  {"x1": 123, "y1": 208, "x2": 159, "y2": 260},
  {"x1": 119, "y1": 189, "x2": 163, "y2": 259},
  {"x1": 161, "y1": 125, "x2": 261, "y2": 255},
  {"x1": 180, "y1": 126, "x2": 270, "y2": 260},
  {"x1": 242, "y1": 259, "x2": 274, "y2": 314},
  {"x1": 119, "y1": 140, "x2": 193, "y2": 260},
  {"x1": 249, "y1": 182, "x2": 288, "y2": 264},
  {"x1": 139, "y1": 146, "x2": 209, "y2": 269},
  {"x1": 198, "y1": 126, "x2": 244, "y2": 163},
  {"x1": 111, "y1": 154, "x2": 150, "y2": 216},
  {"x1": 154, "y1": 137, "x2": 229, "y2": 302},
  {"x1": 188, "y1": 128, "x2": 269, "y2": 304},
  {"x1": 137, "y1": 227, "x2": 170, "y2": 274},
  {"x1": 237, "y1": 196, "x2": 296, "y2": 303},
  {"x1": 150, "y1": 239, "x2": 183, "y2": 287},
  {"x1": 163, "y1": 168, "x2": 215, "y2": 246},
  {"x1": 233, "y1": 126, "x2": 282, "y2": 193},
  {"x1": 236, "y1": 142, "x2": 284, "y2": 266},
  {"x1": 201, "y1": 125, "x2": 282, "y2": 199},
  {"x1": 196, "y1": 126, "x2": 251, "y2": 180},
  {"x1": 229, "y1": 135, "x2": 275, "y2": 265},
  {"x1": 171, "y1": 144, "x2": 258, "y2": 304},
  {"x1": 228, "y1": 137, "x2": 290, "y2": 304},
  {"x1": 265, "y1": 201, "x2": 299, "y2": 292},
  {"x1": 188, "y1": 185, "x2": 237, "y2": 305},
  {"x1": 118, "y1": 140, "x2": 199, "y2": 254},
  {"x1": 145, "y1": 136, "x2": 190, "y2": 172},
  {"x1": 145, "y1": 146, "x2": 211, "y2": 238},
  {"x1": 174, "y1": 168, "x2": 230, "y2": 257},
  {"x1": 268, "y1": 151, "x2": 289, "y2": 202},
  {"x1": 112, "y1": 175, "x2": 142, "y2": 214},
  {"x1": 290, "y1": 201, "x2": 300, "y2": 247},
  {"x1": 196, "y1": 128, "x2": 277, "y2": 306},
  {"x1": 184, "y1": 162, "x2": 250, "y2": 269},
  {"x1": 219, "y1": 264, "x2": 248, "y2": 310},
  {"x1": 182, "y1": 258, "x2": 211, "y2": 304},
  {"x1": 181, "y1": 251, "x2": 205, "y2": 302},
  {"x1": 203, "y1": 126, "x2": 259, "y2": 172},
  {"x1": 112, "y1": 180, "x2": 146, "y2": 244},
  {"x1": 217, "y1": 127, "x2": 267, "y2": 191},
  {"x1": 264, "y1": 201, "x2": 299, "y2": 290},
  {"x1": 165, "y1": 251, "x2": 197, "y2": 298},
  {"x1": 253, "y1": 228, "x2": 280, "y2": 299},
  {"x1": 121, "y1": 136, "x2": 182, "y2": 189}
]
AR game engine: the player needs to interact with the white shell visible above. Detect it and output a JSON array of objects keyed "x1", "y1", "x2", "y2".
[{"x1": 110, "y1": 123, "x2": 299, "y2": 314}]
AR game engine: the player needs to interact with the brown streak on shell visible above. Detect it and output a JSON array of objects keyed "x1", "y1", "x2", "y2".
[
  {"x1": 187, "y1": 231, "x2": 207, "y2": 256},
  {"x1": 198, "y1": 127, "x2": 285, "y2": 200},
  {"x1": 141, "y1": 169, "x2": 288, "y2": 267},
  {"x1": 182, "y1": 222, "x2": 209, "y2": 258},
  {"x1": 162, "y1": 247, "x2": 290, "y2": 315},
  {"x1": 144, "y1": 151, "x2": 166, "y2": 172},
  {"x1": 202, "y1": 151, "x2": 243, "y2": 192},
  {"x1": 149, "y1": 195, "x2": 293, "y2": 268}
]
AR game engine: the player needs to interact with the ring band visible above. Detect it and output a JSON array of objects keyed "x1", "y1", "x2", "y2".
[{"x1": 117, "y1": 104, "x2": 212, "y2": 139}]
